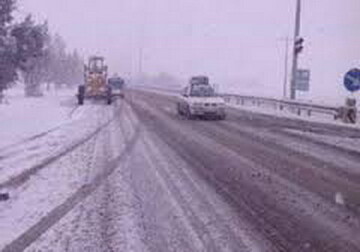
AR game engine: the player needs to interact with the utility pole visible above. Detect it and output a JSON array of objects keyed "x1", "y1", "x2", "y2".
[
  {"x1": 290, "y1": 0, "x2": 302, "y2": 100},
  {"x1": 283, "y1": 37, "x2": 290, "y2": 98}
]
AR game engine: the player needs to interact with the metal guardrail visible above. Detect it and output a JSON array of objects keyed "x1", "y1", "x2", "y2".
[{"x1": 220, "y1": 94, "x2": 359, "y2": 120}]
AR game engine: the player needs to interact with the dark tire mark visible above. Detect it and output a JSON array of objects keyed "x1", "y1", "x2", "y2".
[
  {"x1": 0, "y1": 101, "x2": 82, "y2": 156},
  {"x1": 0, "y1": 118, "x2": 114, "y2": 190},
  {"x1": 0, "y1": 101, "x2": 125, "y2": 190},
  {"x1": 68, "y1": 105, "x2": 80, "y2": 119},
  {"x1": 0, "y1": 126, "x2": 62, "y2": 159},
  {"x1": 2, "y1": 126, "x2": 141, "y2": 252}
]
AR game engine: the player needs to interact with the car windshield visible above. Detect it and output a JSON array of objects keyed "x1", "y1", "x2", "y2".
[
  {"x1": 190, "y1": 76, "x2": 209, "y2": 86},
  {"x1": 190, "y1": 85, "x2": 215, "y2": 97},
  {"x1": 89, "y1": 59, "x2": 104, "y2": 72},
  {"x1": 109, "y1": 79, "x2": 124, "y2": 89}
]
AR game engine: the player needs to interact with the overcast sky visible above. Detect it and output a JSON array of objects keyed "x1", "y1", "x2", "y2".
[{"x1": 19, "y1": 0, "x2": 360, "y2": 102}]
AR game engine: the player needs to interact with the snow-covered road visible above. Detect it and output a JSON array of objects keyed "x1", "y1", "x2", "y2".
[{"x1": 1, "y1": 90, "x2": 360, "y2": 251}]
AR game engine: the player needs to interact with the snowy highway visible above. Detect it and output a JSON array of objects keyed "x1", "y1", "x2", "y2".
[{"x1": 1, "y1": 90, "x2": 360, "y2": 251}]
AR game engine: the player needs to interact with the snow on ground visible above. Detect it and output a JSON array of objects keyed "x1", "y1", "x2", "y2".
[
  {"x1": 24, "y1": 104, "x2": 265, "y2": 251},
  {"x1": 222, "y1": 121, "x2": 360, "y2": 177},
  {"x1": 0, "y1": 87, "x2": 77, "y2": 149},
  {"x1": 0, "y1": 86, "x2": 127, "y2": 250},
  {"x1": 0, "y1": 98, "x2": 126, "y2": 251},
  {"x1": 0, "y1": 87, "x2": 116, "y2": 186},
  {"x1": 0, "y1": 104, "x2": 112, "y2": 187},
  {"x1": 1, "y1": 87, "x2": 360, "y2": 251},
  {"x1": 19, "y1": 101, "x2": 143, "y2": 252},
  {"x1": 283, "y1": 128, "x2": 360, "y2": 153},
  {"x1": 0, "y1": 135, "x2": 99, "y2": 249}
]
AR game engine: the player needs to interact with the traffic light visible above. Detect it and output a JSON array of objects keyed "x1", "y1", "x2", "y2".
[{"x1": 294, "y1": 37, "x2": 304, "y2": 55}]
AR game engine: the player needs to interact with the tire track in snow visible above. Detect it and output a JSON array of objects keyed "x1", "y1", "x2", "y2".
[
  {"x1": 1, "y1": 125, "x2": 142, "y2": 252},
  {"x1": 0, "y1": 118, "x2": 114, "y2": 190},
  {"x1": 140, "y1": 133, "x2": 260, "y2": 252},
  {"x1": 0, "y1": 126, "x2": 63, "y2": 160},
  {"x1": 0, "y1": 104, "x2": 91, "y2": 161},
  {"x1": 0, "y1": 102, "x2": 125, "y2": 190}
]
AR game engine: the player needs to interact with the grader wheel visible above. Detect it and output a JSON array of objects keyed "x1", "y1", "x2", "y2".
[{"x1": 77, "y1": 85, "x2": 85, "y2": 105}]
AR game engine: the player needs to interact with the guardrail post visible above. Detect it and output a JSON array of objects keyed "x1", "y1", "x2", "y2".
[
  {"x1": 307, "y1": 110, "x2": 311, "y2": 117},
  {"x1": 297, "y1": 108, "x2": 301, "y2": 116},
  {"x1": 339, "y1": 98, "x2": 357, "y2": 124}
]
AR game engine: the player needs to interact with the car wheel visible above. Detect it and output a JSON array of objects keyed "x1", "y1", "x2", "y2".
[
  {"x1": 77, "y1": 85, "x2": 85, "y2": 105},
  {"x1": 177, "y1": 103, "x2": 183, "y2": 115},
  {"x1": 106, "y1": 87, "x2": 113, "y2": 105}
]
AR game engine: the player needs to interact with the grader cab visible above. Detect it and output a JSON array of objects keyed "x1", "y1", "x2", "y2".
[{"x1": 77, "y1": 56, "x2": 112, "y2": 105}]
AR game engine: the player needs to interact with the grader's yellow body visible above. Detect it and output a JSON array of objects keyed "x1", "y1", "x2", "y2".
[{"x1": 77, "y1": 56, "x2": 112, "y2": 105}]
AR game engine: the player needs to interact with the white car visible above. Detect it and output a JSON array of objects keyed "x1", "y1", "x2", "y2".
[{"x1": 177, "y1": 84, "x2": 226, "y2": 120}]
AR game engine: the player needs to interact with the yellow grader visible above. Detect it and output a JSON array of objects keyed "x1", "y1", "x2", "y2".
[{"x1": 77, "y1": 56, "x2": 112, "y2": 105}]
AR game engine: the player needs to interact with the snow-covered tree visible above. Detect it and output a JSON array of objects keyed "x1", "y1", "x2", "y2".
[
  {"x1": 44, "y1": 34, "x2": 83, "y2": 89},
  {"x1": 0, "y1": 0, "x2": 82, "y2": 99},
  {"x1": 11, "y1": 16, "x2": 49, "y2": 96},
  {"x1": 0, "y1": 0, "x2": 17, "y2": 100},
  {"x1": 0, "y1": 1, "x2": 50, "y2": 98}
]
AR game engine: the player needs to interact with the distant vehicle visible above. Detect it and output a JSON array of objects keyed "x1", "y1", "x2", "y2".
[
  {"x1": 177, "y1": 76, "x2": 226, "y2": 120},
  {"x1": 77, "y1": 56, "x2": 112, "y2": 105},
  {"x1": 190, "y1": 75, "x2": 209, "y2": 86},
  {"x1": 108, "y1": 76, "x2": 125, "y2": 98}
]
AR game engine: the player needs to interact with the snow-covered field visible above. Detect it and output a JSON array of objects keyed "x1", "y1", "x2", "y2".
[
  {"x1": 0, "y1": 88, "x2": 77, "y2": 149},
  {"x1": 0, "y1": 89, "x2": 130, "y2": 251},
  {"x1": 0, "y1": 88, "x2": 112, "y2": 185}
]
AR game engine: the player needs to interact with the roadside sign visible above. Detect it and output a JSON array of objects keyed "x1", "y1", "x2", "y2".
[
  {"x1": 344, "y1": 68, "x2": 360, "y2": 92},
  {"x1": 295, "y1": 69, "x2": 310, "y2": 91}
]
